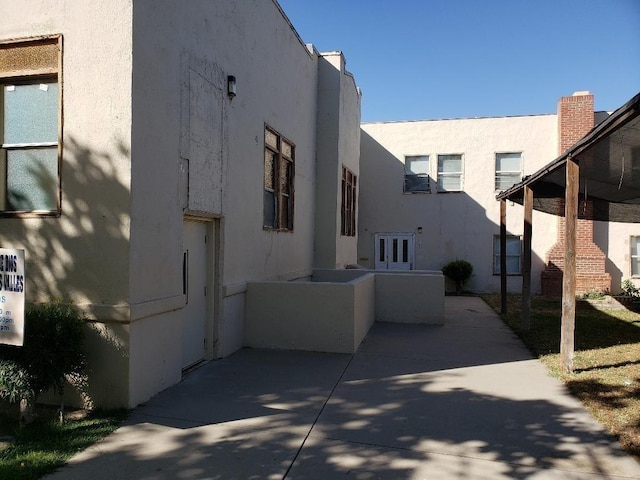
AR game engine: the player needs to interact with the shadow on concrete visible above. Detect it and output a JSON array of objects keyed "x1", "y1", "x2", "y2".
[{"x1": 44, "y1": 298, "x2": 640, "y2": 479}]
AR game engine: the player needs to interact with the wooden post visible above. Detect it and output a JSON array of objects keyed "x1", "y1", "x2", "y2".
[
  {"x1": 522, "y1": 186, "x2": 532, "y2": 330},
  {"x1": 500, "y1": 199, "x2": 507, "y2": 314},
  {"x1": 561, "y1": 158, "x2": 579, "y2": 374}
]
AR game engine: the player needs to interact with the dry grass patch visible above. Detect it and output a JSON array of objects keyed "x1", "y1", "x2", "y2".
[{"x1": 482, "y1": 294, "x2": 640, "y2": 460}]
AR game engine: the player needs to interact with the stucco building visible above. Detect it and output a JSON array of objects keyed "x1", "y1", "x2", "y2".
[
  {"x1": 1, "y1": 0, "x2": 637, "y2": 410},
  {"x1": 359, "y1": 92, "x2": 639, "y2": 295},
  {"x1": 0, "y1": 0, "x2": 361, "y2": 408}
]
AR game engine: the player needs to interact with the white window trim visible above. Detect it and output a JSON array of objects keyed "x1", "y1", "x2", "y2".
[
  {"x1": 437, "y1": 153, "x2": 463, "y2": 192},
  {"x1": 493, "y1": 235, "x2": 522, "y2": 275},
  {"x1": 631, "y1": 236, "x2": 640, "y2": 278},
  {"x1": 495, "y1": 152, "x2": 523, "y2": 192}
]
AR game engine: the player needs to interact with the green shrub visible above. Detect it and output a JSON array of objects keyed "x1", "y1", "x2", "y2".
[
  {"x1": 0, "y1": 300, "x2": 86, "y2": 423},
  {"x1": 442, "y1": 259, "x2": 473, "y2": 293},
  {"x1": 621, "y1": 279, "x2": 640, "y2": 298}
]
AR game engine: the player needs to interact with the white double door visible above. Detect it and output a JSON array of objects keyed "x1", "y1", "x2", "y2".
[{"x1": 374, "y1": 233, "x2": 415, "y2": 270}]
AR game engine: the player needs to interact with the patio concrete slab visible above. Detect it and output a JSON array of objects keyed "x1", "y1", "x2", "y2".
[{"x1": 45, "y1": 296, "x2": 640, "y2": 479}]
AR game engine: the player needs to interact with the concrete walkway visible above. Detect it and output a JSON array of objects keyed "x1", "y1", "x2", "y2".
[{"x1": 46, "y1": 297, "x2": 640, "y2": 479}]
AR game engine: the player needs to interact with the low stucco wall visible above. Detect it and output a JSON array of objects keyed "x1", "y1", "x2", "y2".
[
  {"x1": 245, "y1": 269, "x2": 444, "y2": 355},
  {"x1": 311, "y1": 269, "x2": 370, "y2": 283},
  {"x1": 375, "y1": 271, "x2": 445, "y2": 325},
  {"x1": 315, "y1": 268, "x2": 444, "y2": 325},
  {"x1": 244, "y1": 273, "x2": 375, "y2": 353}
]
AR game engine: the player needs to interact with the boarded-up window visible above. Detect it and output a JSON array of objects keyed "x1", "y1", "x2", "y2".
[{"x1": 1, "y1": 37, "x2": 61, "y2": 215}]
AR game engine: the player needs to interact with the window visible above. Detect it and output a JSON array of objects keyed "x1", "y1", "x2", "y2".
[
  {"x1": 341, "y1": 166, "x2": 357, "y2": 236},
  {"x1": 632, "y1": 237, "x2": 640, "y2": 277},
  {"x1": 263, "y1": 125, "x2": 294, "y2": 230},
  {"x1": 495, "y1": 152, "x2": 522, "y2": 191},
  {"x1": 1, "y1": 37, "x2": 61, "y2": 216},
  {"x1": 493, "y1": 235, "x2": 522, "y2": 275},
  {"x1": 437, "y1": 154, "x2": 463, "y2": 192},
  {"x1": 404, "y1": 155, "x2": 430, "y2": 193}
]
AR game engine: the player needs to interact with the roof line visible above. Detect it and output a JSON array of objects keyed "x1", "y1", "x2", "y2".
[{"x1": 497, "y1": 91, "x2": 640, "y2": 201}]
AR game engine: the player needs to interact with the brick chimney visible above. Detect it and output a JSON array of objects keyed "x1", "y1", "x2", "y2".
[{"x1": 540, "y1": 92, "x2": 611, "y2": 296}]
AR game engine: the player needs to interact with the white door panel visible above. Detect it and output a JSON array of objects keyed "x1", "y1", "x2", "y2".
[
  {"x1": 182, "y1": 220, "x2": 208, "y2": 369},
  {"x1": 375, "y1": 233, "x2": 414, "y2": 270}
]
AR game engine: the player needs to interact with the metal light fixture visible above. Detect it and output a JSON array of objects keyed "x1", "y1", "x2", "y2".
[{"x1": 227, "y1": 75, "x2": 237, "y2": 99}]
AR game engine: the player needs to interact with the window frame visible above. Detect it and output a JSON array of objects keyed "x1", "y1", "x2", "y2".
[
  {"x1": 0, "y1": 35, "x2": 62, "y2": 218},
  {"x1": 263, "y1": 125, "x2": 294, "y2": 231},
  {"x1": 493, "y1": 235, "x2": 522, "y2": 275},
  {"x1": 495, "y1": 152, "x2": 523, "y2": 192},
  {"x1": 631, "y1": 236, "x2": 640, "y2": 278},
  {"x1": 437, "y1": 153, "x2": 463, "y2": 192},
  {"x1": 341, "y1": 165, "x2": 357, "y2": 236},
  {"x1": 403, "y1": 155, "x2": 430, "y2": 194}
]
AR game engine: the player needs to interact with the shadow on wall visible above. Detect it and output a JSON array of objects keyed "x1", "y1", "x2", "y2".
[
  {"x1": 594, "y1": 220, "x2": 620, "y2": 293},
  {"x1": 1, "y1": 135, "x2": 131, "y2": 305},
  {"x1": 358, "y1": 130, "x2": 545, "y2": 293},
  {"x1": 0, "y1": 134, "x2": 132, "y2": 406}
]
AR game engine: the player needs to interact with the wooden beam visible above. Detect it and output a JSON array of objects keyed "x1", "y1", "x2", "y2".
[
  {"x1": 561, "y1": 158, "x2": 579, "y2": 374},
  {"x1": 500, "y1": 199, "x2": 507, "y2": 314},
  {"x1": 522, "y1": 186, "x2": 533, "y2": 330}
]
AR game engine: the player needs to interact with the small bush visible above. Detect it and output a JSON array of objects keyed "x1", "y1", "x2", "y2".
[
  {"x1": 621, "y1": 279, "x2": 640, "y2": 298},
  {"x1": 442, "y1": 259, "x2": 473, "y2": 293},
  {"x1": 0, "y1": 300, "x2": 86, "y2": 424}
]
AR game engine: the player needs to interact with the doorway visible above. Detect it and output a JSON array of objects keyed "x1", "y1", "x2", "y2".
[
  {"x1": 182, "y1": 219, "x2": 210, "y2": 369},
  {"x1": 374, "y1": 233, "x2": 415, "y2": 270}
]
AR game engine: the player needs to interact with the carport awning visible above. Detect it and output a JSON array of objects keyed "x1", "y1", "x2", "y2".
[{"x1": 497, "y1": 92, "x2": 640, "y2": 222}]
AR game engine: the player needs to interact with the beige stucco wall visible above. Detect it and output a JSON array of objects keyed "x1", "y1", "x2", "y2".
[
  {"x1": 596, "y1": 221, "x2": 640, "y2": 293},
  {"x1": 244, "y1": 274, "x2": 375, "y2": 353},
  {"x1": 0, "y1": 1, "x2": 133, "y2": 306},
  {"x1": 375, "y1": 271, "x2": 445, "y2": 324},
  {"x1": 124, "y1": 0, "x2": 326, "y2": 404},
  {"x1": 360, "y1": 114, "x2": 559, "y2": 293},
  {"x1": 314, "y1": 52, "x2": 362, "y2": 269},
  {"x1": 0, "y1": 0, "x2": 134, "y2": 407},
  {"x1": 1, "y1": 0, "x2": 359, "y2": 408}
]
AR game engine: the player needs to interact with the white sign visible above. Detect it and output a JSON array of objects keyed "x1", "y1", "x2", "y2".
[{"x1": 0, "y1": 248, "x2": 25, "y2": 346}]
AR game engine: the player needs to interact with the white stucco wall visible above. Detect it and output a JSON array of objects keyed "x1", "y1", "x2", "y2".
[{"x1": 360, "y1": 114, "x2": 559, "y2": 293}]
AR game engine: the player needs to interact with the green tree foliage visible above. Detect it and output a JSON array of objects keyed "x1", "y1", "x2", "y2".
[{"x1": 0, "y1": 300, "x2": 86, "y2": 423}]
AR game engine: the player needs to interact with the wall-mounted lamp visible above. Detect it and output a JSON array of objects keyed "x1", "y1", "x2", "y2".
[
  {"x1": 417, "y1": 227, "x2": 423, "y2": 234},
  {"x1": 227, "y1": 75, "x2": 237, "y2": 99}
]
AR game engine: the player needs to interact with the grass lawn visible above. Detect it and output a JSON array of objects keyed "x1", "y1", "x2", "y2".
[
  {"x1": 482, "y1": 294, "x2": 640, "y2": 460},
  {"x1": 0, "y1": 404, "x2": 127, "y2": 480}
]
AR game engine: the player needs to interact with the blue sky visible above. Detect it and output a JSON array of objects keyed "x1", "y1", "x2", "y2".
[{"x1": 277, "y1": 0, "x2": 640, "y2": 122}]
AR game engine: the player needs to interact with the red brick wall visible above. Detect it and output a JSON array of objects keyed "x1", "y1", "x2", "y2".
[
  {"x1": 558, "y1": 92, "x2": 595, "y2": 154},
  {"x1": 541, "y1": 93, "x2": 611, "y2": 296}
]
